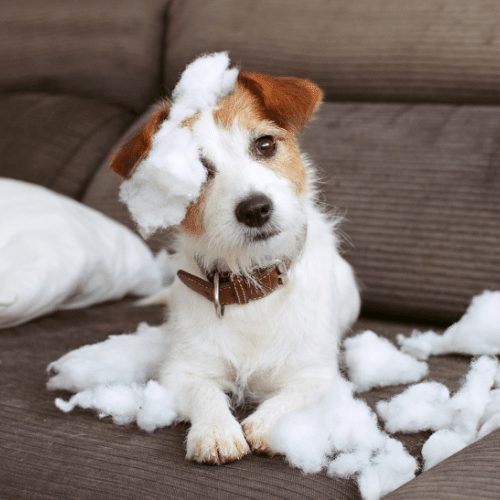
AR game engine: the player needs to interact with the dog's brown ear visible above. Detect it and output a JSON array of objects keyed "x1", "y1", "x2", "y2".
[
  {"x1": 238, "y1": 72, "x2": 323, "y2": 132},
  {"x1": 110, "y1": 104, "x2": 170, "y2": 179}
]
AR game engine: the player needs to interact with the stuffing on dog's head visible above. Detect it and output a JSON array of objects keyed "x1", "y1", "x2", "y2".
[{"x1": 111, "y1": 52, "x2": 323, "y2": 274}]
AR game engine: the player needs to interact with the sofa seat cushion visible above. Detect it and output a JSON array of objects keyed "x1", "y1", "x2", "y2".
[
  {"x1": 0, "y1": 299, "x2": 492, "y2": 500},
  {"x1": 0, "y1": 93, "x2": 134, "y2": 200}
]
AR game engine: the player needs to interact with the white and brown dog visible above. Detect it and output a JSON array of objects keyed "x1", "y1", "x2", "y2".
[{"x1": 110, "y1": 59, "x2": 360, "y2": 464}]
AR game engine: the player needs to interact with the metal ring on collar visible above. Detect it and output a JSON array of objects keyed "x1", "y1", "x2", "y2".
[{"x1": 213, "y1": 272, "x2": 223, "y2": 319}]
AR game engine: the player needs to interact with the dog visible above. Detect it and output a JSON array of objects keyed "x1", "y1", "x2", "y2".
[{"x1": 110, "y1": 65, "x2": 361, "y2": 464}]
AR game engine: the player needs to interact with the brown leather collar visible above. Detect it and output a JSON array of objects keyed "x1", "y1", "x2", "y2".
[{"x1": 177, "y1": 260, "x2": 291, "y2": 318}]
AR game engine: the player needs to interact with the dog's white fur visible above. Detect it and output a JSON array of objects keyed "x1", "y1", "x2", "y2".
[{"x1": 112, "y1": 66, "x2": 361, "y2": 464}]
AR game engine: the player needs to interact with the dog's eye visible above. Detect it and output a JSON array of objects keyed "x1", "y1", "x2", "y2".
[
  {"x1": 201, "y1": 158, "x2": 216, "y2": 180},
  {"x1": 255, "y1": 136, "x2": 276, "y2": 157}
]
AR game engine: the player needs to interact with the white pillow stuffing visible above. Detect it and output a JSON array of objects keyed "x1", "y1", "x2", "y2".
[
  {"x1": 55, "y1": 381, "x2": 177, "y2": 432},
  {"x1": 397, "y1": 291, "x2": 500, "y2": 360},
  {"x1": 48, "y1": 323, "x2": 177, "y2": 433},
  {"x1": 376, "y1": 381, "x2": 452, "y2": 434},
  {"x1": 0, "y1": 178, "x2": 173, "y2": 328},
  {"x1": 119, "y1": 52, "x2": 239, "y2": 238},
  {"x1": 344, "y1": 330, "x2": 428, "y2": 392},
  {"x1": 376, "y1": 356, "x2": 499, "y2": 471},
  {"x1": 268, "y1": 377, "x2": 418, "y2": 500}
]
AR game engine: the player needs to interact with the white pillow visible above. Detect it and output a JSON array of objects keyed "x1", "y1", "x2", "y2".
[{"x1": 0, "y1": 179, "x2": 172, "y2": 328}]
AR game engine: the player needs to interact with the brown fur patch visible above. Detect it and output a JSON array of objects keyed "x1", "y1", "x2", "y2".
[
  {"x1": 268, "y1": 136, "x2": 308, "y2": 194},
  {"x1": 180, "y1": 113, "x2": 205, "y2": 235},
  {"x1": 181, "y1": 112, "x2": 201, "y2": 130},
  {"x1": 181, "y1": 184, "x2": 209, "y2": 235},
  {"x1": 237, "y1": 72, "x2": 323, "y2": 132},
  {"x1": 110, "y1": 101, "x2": 170, "y2": 179},
  {"x1": 213, "y1": 82, "x2": 309, "y2": 194}
]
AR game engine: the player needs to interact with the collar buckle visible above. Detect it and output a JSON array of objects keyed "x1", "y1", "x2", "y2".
[
  {"x1": 213, "y1": 272, "x2": 224, "y2": 319},
  {"x1": 275, "y1": 260, "x2": 289, "y2": 285}
]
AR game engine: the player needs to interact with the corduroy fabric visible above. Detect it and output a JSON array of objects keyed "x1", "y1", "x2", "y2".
[
  {"x1": 0, "y1": 0, "x2": 167, "y2": 113},
  {"x1": 0, "y1": 300, "x2": 364, "y2": 500},
  {"x1": 385, "y1": 429, "x2": 500, "y2": 499},
  {"x1": 0, "y1": 93, "x2": 134, "y2": 200},
  {"x1": 164, "y1": 0, "x2": 500, "y2": 105},
  {"x1": 300, "y1": 102, "x2": 500, "y2": 323},
  {"x1": 1, "y1": 302, "x2": 496, "y2": 500}
]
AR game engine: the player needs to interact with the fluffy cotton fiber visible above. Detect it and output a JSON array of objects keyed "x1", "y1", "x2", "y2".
[
  {"x1": 48, "y1": 323, "x2": 177, "y2": 432},
  {"x1": 56, "y1": 381, "x2": 177, "y2": 432},
  {"x1": 377, "y1": 382, "x2": 452, "y2": 434},
  {"x1": 397, "y1": 291, "x2": 500, "y2": 360},
  {"x1": 269, "y1": 377, "x2": 418, "y2": 500},
  {"x1": 344, "y1": 330, "x2": 428, "y2": 392},
  {"x1": 119, "y1": 52, "x2": 239, "y2": 237},
  {"x1": 47, "y1": 323, "x2": 170, "y2": 393},
  {"x1": 376, "y1": 356, "x2": 499, "y2": 470}
]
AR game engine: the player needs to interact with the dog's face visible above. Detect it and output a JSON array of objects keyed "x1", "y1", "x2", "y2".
[{"x1": 111, "y1": 72, "x2": 323, "y2": 274}]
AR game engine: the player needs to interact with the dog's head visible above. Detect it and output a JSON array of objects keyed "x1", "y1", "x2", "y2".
[{"x1": 111, "y1": 71, "x2": 323, "y2": 274}]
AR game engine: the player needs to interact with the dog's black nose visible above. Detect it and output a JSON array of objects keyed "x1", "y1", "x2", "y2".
[{"x1": 235, "y1": 193, "x2": 273, "y2": 228}]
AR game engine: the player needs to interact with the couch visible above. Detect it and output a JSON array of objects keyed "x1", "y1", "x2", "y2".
[{"x1": 1, "y1": 0, "x2": 500, "y2": 498}]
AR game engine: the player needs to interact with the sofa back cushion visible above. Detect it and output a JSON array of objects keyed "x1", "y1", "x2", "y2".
[
  {"x1": 0, "y1": 0, "x2": 167, "y2": 113},
  {"x1": 0, "y1": 93, "x2": 134, "y2": 200},
  {"x1": 301, "y1": 102, "x2": 500, "y2": 322},
  {"x1": 164, "y1": 0, "x2": 500, "y2": 105}
]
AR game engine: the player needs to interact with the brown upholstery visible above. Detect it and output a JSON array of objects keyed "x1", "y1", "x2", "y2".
[
  {"x1": 0, "y1": 302, "x2": 484, "y2": 500},
  {"x1": 301, "y1": 102, "x2": 500, "y2": 322},
  {"x1": 1, "y1": 0, "x2": 500, "y2": 498},
  {"x1": 0, "y1": 93, "x2": 134, "y2": 200},
  {"x1": 0, "y1": 0, "x2": 167, "y2": 113},
  {"x1": 164, "y1": 0, "x2": 500, "y2": 104}
]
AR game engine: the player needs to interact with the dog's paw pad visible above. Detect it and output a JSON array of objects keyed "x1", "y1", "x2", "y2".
[{"x1": 186, "y1": 422, "x2": 250, "y2": 464}]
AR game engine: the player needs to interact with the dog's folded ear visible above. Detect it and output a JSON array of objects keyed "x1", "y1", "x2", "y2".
[
  {"x1": 110, "y1": 104, "x2": 170, "y2": 179},
  {"x1": 238, "y1": 72, "x2": 323, "y2": 133}
]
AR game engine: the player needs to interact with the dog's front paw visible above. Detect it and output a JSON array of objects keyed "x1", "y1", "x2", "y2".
[
  {"x1": 241, "y1": 415, "x2": 276, "y2": 455},
  {"x1": 186, "y1": 420, "x2": 250, "y2": 464}
]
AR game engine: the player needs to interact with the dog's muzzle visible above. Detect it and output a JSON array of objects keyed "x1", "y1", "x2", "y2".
[{"x1": 177, "y1": 260, "x2": 290, "y2": 318}]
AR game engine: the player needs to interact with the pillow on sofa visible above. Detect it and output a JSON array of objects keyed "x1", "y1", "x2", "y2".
[{"x1": 0, "y1": 179, "x2": 172, "y2": 329}]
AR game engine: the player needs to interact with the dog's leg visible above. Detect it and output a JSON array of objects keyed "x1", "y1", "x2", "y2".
[
  {"x1": 242, "y1": 373, "x2": 333, "y2": 454},
  {"x1": 163, "y1": 372, "x2": 250, "y2": 464}
]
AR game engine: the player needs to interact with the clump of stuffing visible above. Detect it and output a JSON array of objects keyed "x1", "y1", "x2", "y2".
[
  {"x1": 47, "y1": 323, "x2": 170, "y2": 393},
  {"x1": 268, "y1": 377, "x2": 418, "y2": 500},
  {"x1": 48, "y1": 323, "x2": 177, "y2": 432},
  {"x1": 422, "y1": 355, "x2": 498, "y2": 469},
  {"x1": 55, "y1": 381, "x2": 177, "y2": 432},
  {"x1": 119, "y1": 52, "x2": 239, "y2": 237},
  {"x1": 376, "y1": 356, "x2": 498, "y2": 470},
  {"x1": 477, "y1": 389, "x2": 500, "y2": 439},
  {"x1": 344, "y1": 330, "x2": 428, "y2": 392},
  {"x1": 377, "y1": 382, "x2": 452, "y2": 434},
  {"x1": 397, "y1": 291, "x2": 500, "y2": 360}
]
